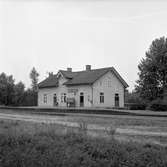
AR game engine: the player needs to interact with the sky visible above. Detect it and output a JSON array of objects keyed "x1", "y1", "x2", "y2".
[{"x1": 1, "y1": 0, "x2": 167, "y2": 91}]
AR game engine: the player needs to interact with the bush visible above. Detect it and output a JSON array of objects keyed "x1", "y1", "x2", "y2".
[
  {"x1": 147, "y1": 99, "x2": 167, "y2": 111},
  {"x1": 126, "y1": 103, "x2": 146, "y2": 110}
]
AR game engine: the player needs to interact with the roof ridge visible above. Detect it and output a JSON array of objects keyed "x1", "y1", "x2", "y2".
[{"x1": 59, "y1": 67, "x2": 113, "y2": 73}]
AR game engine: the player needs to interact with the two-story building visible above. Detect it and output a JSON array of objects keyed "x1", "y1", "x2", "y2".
[{"x1": 38, "y1": 65, "x2": 128, "y2": 108}]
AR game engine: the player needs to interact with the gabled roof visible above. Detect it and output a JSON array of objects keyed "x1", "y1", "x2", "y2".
[
  {"x1": 38, "y1": 75, "x2": 58, "y2": 89},
  {"x1": 38, "y1": 67, "x2": 129, "y2": 89},
  {"x1": 63, "y1": 67, "x2": 129, "y2": 88}
]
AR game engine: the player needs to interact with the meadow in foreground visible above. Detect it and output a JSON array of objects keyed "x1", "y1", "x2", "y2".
[{"x1": 0, "y1": 119, "x2": 167, "y2": 167}]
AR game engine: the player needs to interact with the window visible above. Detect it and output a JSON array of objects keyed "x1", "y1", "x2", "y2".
[
  {"x1": 99, "y1": 81, "x2": 102, "y2": 86},
  {"x1": 108, "y1": 80, "x2": 112, "y2": 87},
  {"x1": 43, "y1": 94, "x2": 47, "y2": 103},
  {"x1": 100, "y1": 92, "x2": 104, "y2": 103},
  {"x1": 80, "y1": 92, "x2": 84, "y2": 96},
  {"x1": 88, "y1": 95, "x2": 90, "y2": 101}
]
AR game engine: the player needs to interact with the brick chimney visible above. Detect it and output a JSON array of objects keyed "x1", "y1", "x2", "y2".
[
  {"x1": 67, "y1": 68, "x2": 72, "y2": 72},
  {"x1": 86, "y1": 65, "x2": 91, "y2": 71}
]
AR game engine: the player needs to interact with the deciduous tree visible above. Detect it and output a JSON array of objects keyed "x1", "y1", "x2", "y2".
[
  {"x1": 13, "y1": 81, "x2": 25, "y2": 106},
  {"x1": 29, "y1": 67, "x2": 39, "y2": 106},
  {"x1": 136, "y1": 37, "x2": 167, "y2": 102},
  {"x1": 0, "y1": 73, "x2": 15, "y2": 105},
  {"x1": 30, "y1": 67, "x2": 39, "y2": 92}
]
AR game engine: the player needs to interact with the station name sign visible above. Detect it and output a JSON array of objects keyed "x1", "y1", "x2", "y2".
[{"x1": 68, "y1": 89, "x2": 78, "y2": 93}]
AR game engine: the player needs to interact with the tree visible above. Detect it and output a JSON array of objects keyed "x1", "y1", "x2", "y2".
[
  {"x1": 29, "y1": 67, "x2": 39, "y2": 106},
  {"x1": 13, "y1": 81, "x2": 25, "y2": 106},
  {"x1": 22, "y1": 88, "x2": 36, "y2": 106},
  {"x1": 0, "y1": 73, "x2": 7, "y2": 104},
  {"x1": 0, "y1": 73, "x2": 15, "y2": 105},
  {"x1": 0, "y1": 69, "x2": 40, "y2": 106},
  {"x1": 136, "y1": 37, "x2": 167, "y2": 102},
  {"x1": 30, "y1": 67, "x2": 39, "y2": 92}
]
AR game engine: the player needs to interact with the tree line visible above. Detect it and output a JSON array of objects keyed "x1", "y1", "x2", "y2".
[{"x1": 0, "y1": 67, "x2": 39, "y2": 106}]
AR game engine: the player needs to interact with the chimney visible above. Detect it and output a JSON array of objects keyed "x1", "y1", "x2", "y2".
[
  {"x1": 67, "y1": 67, "x2": 72, "y2": 72},
  {"x1": 86, "y1": 65, "x2": 91, "y2": 71}
]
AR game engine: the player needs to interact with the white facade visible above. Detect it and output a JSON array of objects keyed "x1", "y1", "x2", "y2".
[
  {"x1": 38, "y1": 70, "x2": 126, "y2": 108},
  {"x1": 38, "y1": 73, "x2": 68, "y2": 107},
  {"x1": 92, "y1": 71, "x2": 124, "y2": 107}
]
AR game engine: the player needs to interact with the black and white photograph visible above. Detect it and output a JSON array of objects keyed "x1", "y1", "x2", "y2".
[{"x1": 0, "y1": 0, "x2": 167, "y2": 166}]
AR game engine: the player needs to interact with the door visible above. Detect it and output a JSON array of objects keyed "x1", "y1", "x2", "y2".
[
  {"x1": 80, "y1": 92, "x2": 84, "y2": 107},
  {"x1": 53, "y1": 94, "x2": 58, "y2": 106},
  {"x1": 115, "y1": 93, "x2": 119, "y2": 107}
]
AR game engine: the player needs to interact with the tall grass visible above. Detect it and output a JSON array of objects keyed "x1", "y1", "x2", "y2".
[
  {"x1": 0, "y1": 121, "x2": 167, "y2": 167},
  {"x1": 105, "y1": 125, "x2": 116, "y2": 139},
  {"x1": 78, "y1": 120, "x2": 88, "y2": 136}
]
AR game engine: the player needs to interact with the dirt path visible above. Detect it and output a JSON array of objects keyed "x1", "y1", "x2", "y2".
[{"x1": 0, "y1": 112, "x2": 167, "y2": 138}]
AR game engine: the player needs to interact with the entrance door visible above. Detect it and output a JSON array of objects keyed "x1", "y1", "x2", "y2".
[
  {"x1": 80, "y1": 92, "x2": 84, "y2": 107},
  {"x1": 115, "y1": 93, "x2": 119, "y2": 107},
  {"x1": 53, "y1": 94, "x2": 58, "y2": 106}
]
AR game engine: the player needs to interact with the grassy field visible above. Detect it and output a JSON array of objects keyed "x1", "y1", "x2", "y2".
[
  {"x1": 1, "y1": 108, "x2": 167, "y2": 145},
  {"x1": 1, "y1": 119, "x2": 167, "y2": 167}
]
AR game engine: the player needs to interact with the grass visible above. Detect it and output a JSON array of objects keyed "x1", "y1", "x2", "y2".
[
  {"x1": 1, "y1": 108, "x2": 167, "y2": 145},
  {"x1": 1, "y1": 119, "x2": 167, "y2": 167},
  {"x1": 2, "y1": 108, "x2": 167, "y2": 127},
  {"x1": 68, "y1": 115, "x2": 167, "y2": 127}
]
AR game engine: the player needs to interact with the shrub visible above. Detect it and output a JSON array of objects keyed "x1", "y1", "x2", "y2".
[
  {"x1": 147, "y1": 99, "x2": 167, "y2": 111},
  {"x1": 126, "y1": 103, "x2": 146, "y2": 110}
]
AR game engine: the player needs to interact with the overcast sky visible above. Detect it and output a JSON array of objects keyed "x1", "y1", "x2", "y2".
[{"x1": 1, "y1": 0, "x2": 167, "y2": 91}]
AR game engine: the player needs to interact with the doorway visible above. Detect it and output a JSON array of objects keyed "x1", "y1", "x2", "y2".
[
  {"x1": 115, "y1": 93, "x2": 119, "y2": 107},
  {"x1": 80, "y1": 92, "x2": 84, "y2": 107},
  {"x1": 53, "y1": 94, "x2": 58, "y2": 106}
]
